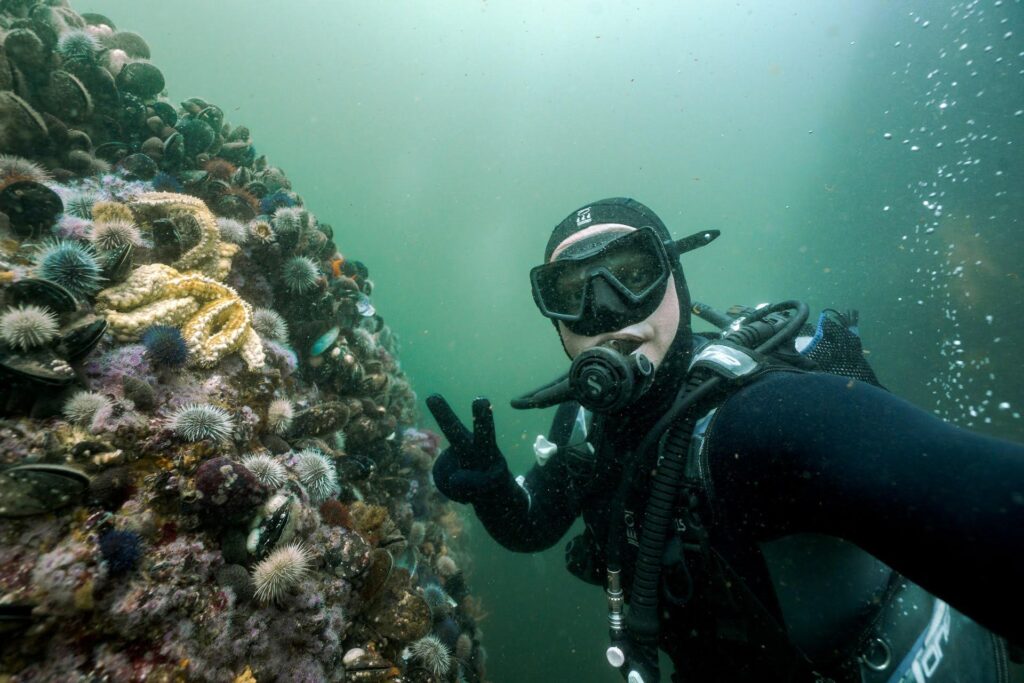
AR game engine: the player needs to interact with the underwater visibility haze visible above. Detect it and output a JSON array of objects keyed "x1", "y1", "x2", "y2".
[{"x1": 0, "y1": 0, "x2": 1021, "y2": 681}]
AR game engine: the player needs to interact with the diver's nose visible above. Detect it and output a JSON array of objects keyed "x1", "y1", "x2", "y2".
[{"x1": 590, "y1": 276, "x2": 630, "y2": 314}]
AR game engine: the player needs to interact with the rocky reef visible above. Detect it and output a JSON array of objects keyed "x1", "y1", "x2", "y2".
[{"x1": 0, "y1": 3, "x2": 486, "y2": 681}]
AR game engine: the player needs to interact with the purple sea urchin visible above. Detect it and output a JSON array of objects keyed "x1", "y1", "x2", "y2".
[
  {"x1": 251, "y1": 307, "x2": 288, "y2": 342},
  {"x1": 97, "y1": 528, "x2": 141, "y2": 576},
  {"x1": 241, "y1": 452, "x2": 287, "y2": 490},
  {"x1": 166, "y1": 403, "x2": 234, "y2": 443},
  {"x1": 293, "y1": 448, "x2": 339, "y2": 504},
  {"x1": 140, "y1": 325, "x2": 188, "y2": 369},
  {"x1": 251, "y1": 541, "x2": 311, "y2": 603},
  {"x1": 266, "y1": 398, "x2": 294, "y2": 435},
  {"x1": 408, "y1": 634, "x2": 452, "y2": 677},
  {"x1": 0, "y1": 304, "x2": 59, "y2": 350},
  {"x1": 90, "y1": 219, "x2": 142, "y2": 251},
  {"x1": 63, "y1": 391, "x2": 113, "y2": 425},
  {"x1": 281, "y1": 256, "x2": 319, "y2": 294},
  {"x1": 34, "y1": 239, "x2": 104, "y2": 299}
]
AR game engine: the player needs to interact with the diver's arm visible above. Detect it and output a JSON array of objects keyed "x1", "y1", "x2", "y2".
[{"x1": 707, "y1": 371, "x2": 1024, "y2": 644}]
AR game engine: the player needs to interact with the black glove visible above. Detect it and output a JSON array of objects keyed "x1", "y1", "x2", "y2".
[{"x1": 426, "y1": 394, "x2": 511, "y2": 505}]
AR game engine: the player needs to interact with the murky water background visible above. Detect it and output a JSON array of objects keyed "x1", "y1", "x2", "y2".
[{"x1": 92, "y1": 1, "x2": 1023, "y2": 680}]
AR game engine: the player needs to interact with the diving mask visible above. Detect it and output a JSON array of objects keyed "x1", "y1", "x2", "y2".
[{"x1": 530, "y1": 227, "x2": 672, "y2": 337}]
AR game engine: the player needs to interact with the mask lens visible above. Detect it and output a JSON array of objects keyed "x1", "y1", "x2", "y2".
[
  {"x1": 602, "y1": 230, "x2": 664, "y2": 296},
  {"x1": 531, "y1": 227, "x2": 668, "y2": 320}
]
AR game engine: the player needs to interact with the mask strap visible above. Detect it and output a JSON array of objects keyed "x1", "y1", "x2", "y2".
[{"x1": 669, "y1": 229, "x2": 720, "y2": 257}]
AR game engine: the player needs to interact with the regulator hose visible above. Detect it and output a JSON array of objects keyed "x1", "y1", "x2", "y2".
[{"x1": 615, "y1": 300, "x2": 808, "y2": 682}]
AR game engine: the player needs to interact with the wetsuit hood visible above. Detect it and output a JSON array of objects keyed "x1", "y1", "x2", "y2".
[{"x1": 546, "y1": 198, "x2": 695, "y2": 425}]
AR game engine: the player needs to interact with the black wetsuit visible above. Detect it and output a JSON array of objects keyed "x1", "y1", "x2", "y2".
[{"x1": 464, "y1": 370, "x2": 1024, "y2": 681}]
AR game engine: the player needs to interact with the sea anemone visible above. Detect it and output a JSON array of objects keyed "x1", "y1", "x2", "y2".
[
  {"x1": 241, "y1": 452, "x2": 288, "y2": 490},
  {"x1": 90, "y1": 219, "x2": 142, "y2": 251},
  {"x1": 63, "y1": 391, "x2": 113, "y2": 425},
  {"x1": 140, "y1": 325, "x2": 188, "y2": 369},
  {"x1": 293, "y1": 448, "x2": 339, "y2": 504},
  {"x1": 33, "y1": 239, "x2": 104, "y2": 299},
  {"x1": 281, "y1": 256, "x2": 319, "y2": 294},
  {"x1": 266, "y1": 398, "x2": 294, "y2": 435},
  {"x1": 215, "y1": 217, "x2": 248, "y2": 245},
  {"x1": 97, "y1": 529, "x2": 142, "y2": 576},
  {"x1": 247, "y1": 218, "x2": 275, "y2": 245},
  {"x1": 0, "y1": 154, "x2": 51, "y2": 185},
  {"x1": 0, "y1": 304, "x2": 59, "y2": 350},
  {"x1": 251, "y1": 542, "x2": 311, "y2": 603},
  {"x1": 455, "y1": 633, "x2": 473, "y2": 662},
  {"x1": 251, "y1": 307, "x2": 288, "y2": 342},
  {"x1": 408, "y1": 635, "x2": 452, "y2": 677},
  {"x1": 166, "y1": 403, "x2": 234, "y2": 443},
  {"x1": 56, "y1": 30, "x2": 100, "y2": 66}
]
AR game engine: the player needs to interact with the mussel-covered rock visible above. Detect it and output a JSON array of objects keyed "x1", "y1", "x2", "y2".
[{"x1": 290, "y1": 401, "x2": 351, "y2": 437}]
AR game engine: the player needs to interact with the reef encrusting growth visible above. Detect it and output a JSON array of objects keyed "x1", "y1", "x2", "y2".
[{"x1": 0, "y1": 3, "x2": 487, "y2": 682}]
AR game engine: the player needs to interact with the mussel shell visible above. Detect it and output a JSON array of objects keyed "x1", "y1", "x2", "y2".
[
  {"x1": 119, "y1": 152, "x2": 156, "y2": 180},
  {"x1": 101, "y1": 242, "x2": 134, "y2": 282},
  {"x1": 0, "y1": 464, "x2": 89, "y2": 518},
  {"x1": 0, "y1": 180, "x2": 62, "y2": 238},
  {"x1": 95, "y1": 140, "x2": 129, "y2": 163},
  {"x1": 60, "y1": 317, "x2": 108, "y2": 362},
  {"x1": 0, "y1": 349, "x2": 76, "y2": 386},
  {"x1": 116, "y1": 60, "x2": 164, "y2": 99},
  {"x1": 161, "y1": 131, "x2": 184, "y2": 169},
  {"x1": 150, "y1": 217, "x2": 184, "y2": 262},
  {"x1": 80, "y1": 12, "x2": 117, "y2": 29},
  {"x1": 8, "y1": 278, "x2": 77, "y2": 313},
  {"x1": 40, "y1": 69, "x2": 92, "y2": 122},
  {"x1": 310, "y1": 326, "x2": 340, "y2": 357},
  {"x1": 358, "y1": 548, "x2": 393, "y2": 603},
  {"x1": 248, "y1": 494, "x2": 295, "y2": 561},
  {"x1": 337, "y1": 454, "x2": 375, "y2": 481},
  {"x1": 150, "y1": 100, "x2": 177, "y2": 126}
]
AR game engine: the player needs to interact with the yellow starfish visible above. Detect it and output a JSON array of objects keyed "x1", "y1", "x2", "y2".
[{"x1": 95, "y1": 193, "x2": 263, "y2": 370}]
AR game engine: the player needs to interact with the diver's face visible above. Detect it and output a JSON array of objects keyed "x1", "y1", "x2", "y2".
[{"x1": 551, "y1": 223, "x2": 680, "y2": 367}]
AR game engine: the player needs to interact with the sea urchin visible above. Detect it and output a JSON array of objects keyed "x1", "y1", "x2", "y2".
[
  {"x1": 63, "y1": 391, "x2": 113, "y2": 426},
  {"x1": 281, "y1": 256, "x2": 319, "y2": 294},
  {"x1": 251, "y1": 542, "x2": 311, "y2": 604},
  {"x1": 140, "y1": 324, "x2": 188, "y2": 369},
  {"x1": 166, "y1": 403, "x2": 234, "y2": 443},
  {"x1": 408, "y1": 635, "x2": 452, "y2": 677},
  {"x1": 293, "y1": 448, "x2": 339, "y2": 504},
  {"x1": 241, "y1": 452, "x2": 288, "y2": 490},
  {"x1": 33, "y1": 239, "x2": 103, "y2": 299},
  {"x1": 251, "y1": 307, "x2": 288, "y2": 342},
  {"x1": 266, "y1": 398, "x2": 294, "y2": 435},
  {"x1": 0, "y1": 304, "x2": 59, "y2": 351}
]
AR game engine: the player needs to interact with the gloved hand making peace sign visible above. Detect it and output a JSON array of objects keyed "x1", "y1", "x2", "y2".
[{"x1": 426, "y1": 394, "x2": 512, "y2": 505}]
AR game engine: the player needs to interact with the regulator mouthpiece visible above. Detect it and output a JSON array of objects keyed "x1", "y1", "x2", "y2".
[{"x1": 511, "y1": 346, "x2": 654, "y2": 414}]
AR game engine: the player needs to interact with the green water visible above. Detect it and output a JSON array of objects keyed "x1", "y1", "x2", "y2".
[{"x1": 90, "y1": 1, "x2": 1023, "y2": 680}]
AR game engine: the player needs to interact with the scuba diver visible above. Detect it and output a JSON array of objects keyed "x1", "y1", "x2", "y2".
[{"x1": 426, "y1": 198, "x2": 1024, "y2": 682}]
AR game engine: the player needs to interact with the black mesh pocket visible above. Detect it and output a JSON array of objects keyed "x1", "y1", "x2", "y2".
[{"x1": 802, "y1": 310, "x2": 884, "y2": 388}]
